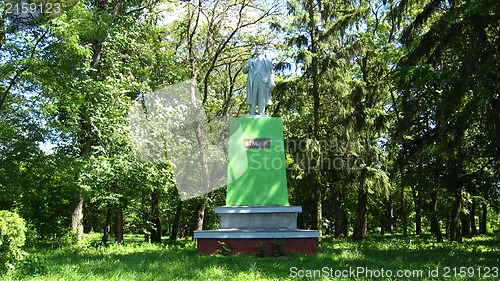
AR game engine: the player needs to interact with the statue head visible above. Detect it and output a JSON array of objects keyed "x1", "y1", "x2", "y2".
[{"x1": 254, "y1": 45, "x2": 264, "y2": 55}]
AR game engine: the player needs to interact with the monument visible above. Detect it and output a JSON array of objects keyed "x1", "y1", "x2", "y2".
[
  {"x1": 243, "y1": 45, "x2": 274, "y2": 116},
  {"x1": 194, "y1": 47, "x2": 319, "y2": 256}
]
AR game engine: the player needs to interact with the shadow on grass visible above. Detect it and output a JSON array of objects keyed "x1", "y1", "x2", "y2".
[{"x1": 12, "y1": 234, "x2": 500, "y2": 280}]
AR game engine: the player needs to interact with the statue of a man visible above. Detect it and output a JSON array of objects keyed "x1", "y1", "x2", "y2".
[{"x1": 243, "y1": 46, "x2": 275, "y2": 116}]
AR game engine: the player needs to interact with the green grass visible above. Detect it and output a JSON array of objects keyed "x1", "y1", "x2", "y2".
[{"x1": 4, "y1": 233, "x2": 500, "y2": 280}]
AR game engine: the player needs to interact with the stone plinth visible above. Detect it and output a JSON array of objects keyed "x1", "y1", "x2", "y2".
[
  {"x1": 216, "y1": 206, "x2": 300, "y2": 229},
  {"x1": 226, "y1": 118, "x2": 289, "y2": 206}
]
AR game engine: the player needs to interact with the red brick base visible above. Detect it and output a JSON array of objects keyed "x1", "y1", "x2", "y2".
[{"x1": 196, "y1": 238, "x2": 317, "y2": 256}]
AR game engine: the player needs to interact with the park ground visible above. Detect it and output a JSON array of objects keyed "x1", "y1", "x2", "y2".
[{"x1": 3, "y1": 233, "x2": 500, "y2": 280}]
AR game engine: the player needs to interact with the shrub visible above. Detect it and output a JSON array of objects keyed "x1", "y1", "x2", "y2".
[{"x1": 0, "y1": 210, "x2": 27, "y2": 273}]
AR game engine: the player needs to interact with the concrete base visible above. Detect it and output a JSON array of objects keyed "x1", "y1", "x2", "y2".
[
  {"x1": 216, "y1": 206, "x2": 301, "y2": 229},
  {"x1": 194, "y1": 206, "x2": 320, "y2": 256}
]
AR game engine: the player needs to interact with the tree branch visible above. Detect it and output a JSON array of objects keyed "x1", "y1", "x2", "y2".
[
  {"x1": 0, "y1": 29, "x2": 47, "y2": 112},
  {"x1": 201, "y1": 1, "x2": 278, "y2": 104}
]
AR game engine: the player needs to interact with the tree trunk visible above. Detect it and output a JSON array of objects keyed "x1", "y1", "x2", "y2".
[
  {"x1": 401, "y1": 185, "x2": 408, "y2": 236},
  {"x1": 364, "y1": 216, "x2": 368, "y2": 235},
  {"x1": 411, "y1": 185, "x2": 422, "y2": 235},
  {"x1": 306, "y1": 0, "x2": 320, "y2": 137},
  {"x1": 70, "y1": 189, "x2": 84, "y2": 241},
  {"x1": 305, "y1": 1, "x2": 322, "y2": 239},
  {"x1": 114, "y1": 204, "x2": 124, "y2": 244},
  {"x1": 71, "y1": 114, "x2": 91, "y2": 242},
  {"x1": 0, "y1": 18, "x2": 4, "y2": 51},
  {"x1": 333, "y1": 191, "x2": 342, "y2": 239},
  {"x1": 70, "y1": 12, "x2": 104, "y2": 239},
  {"x1": 352, "y1": 187, "x2": 368, "y2": 241},
  {"x1": 415, "y1": 204, "x2": 422, "y2": 235},
  {"x1": 479, "y1": 202, "x2": 487, "y2": 234},
  {"x1": 143, "y1": 208, "x2": 150, "y2": 242},
  {"x1": 187, "y1": 3, "x2": 210, "y2": 233},
  {"x1": 150, "y1": 188, "x2": 162, "y2": 243},
  {"x1": 316, "y1": 186, "x2": 323, "y2": 238},
  {"x1": 150, "y1": 217, "x2": 161, "y2": 242},
  {"x1": 101, "y1": 207, "x2": 112, "y2": 246},
  {"x1": 342, "y1": 209, "x2": 349, "y2": 237},
  {"x1": 470, "y1": 197, "x2": 477, "y2": 236},
  {"x1": 189, "y1": 80, "x2": 210, "y2": 232},
  {"x1": 445, "y1": 215, "x2": 450, "y2": 238},
  {"x1": 430, "y1": 189, "x2": 443, "y2": 242},
  {"x1": 389, "y1": 199, "x2": 394, "y2": 234},
  {"x1": 195, "y1": 198, "x2": 206, "y2": 231},
  {"x1": 170, "y1": 200, "x2": 182, "y2": 240},
  {"x1": 460, "y1": 211, "x2": 470, "y2": 237},
  {"x1": 449, "y1": 190, "x2": 462, "y2": 242},
  {"x1": 380, "y1": 199, "x2": 387, "y2": 235},
  {"x1": 380, "y1": 197, "x2": 394, "y2": 235}
]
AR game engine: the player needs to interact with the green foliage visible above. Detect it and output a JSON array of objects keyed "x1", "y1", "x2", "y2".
[
  {"x1": 255, "y1": 240, "x2": 266, "y2": 257},
  {"x1": 216, "y1": 241, "x2": 232, "y2": 256},
  {"x1": 393, "y1": 0, "x2": 500, "y2": 241},
  {"x1": 271, "y1": 239, "x2": 284, "y2": 257},
  {"x1": 0, "y1": 210, "x2": 27, "y2": 273},
  {"x1": 253, "y1": 239, "x2": 285, "y2": 257}
]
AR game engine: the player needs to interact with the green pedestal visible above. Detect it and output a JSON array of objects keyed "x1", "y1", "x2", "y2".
[{"x1": 226, "y1": 117, "x2": 289, "y2": 206}]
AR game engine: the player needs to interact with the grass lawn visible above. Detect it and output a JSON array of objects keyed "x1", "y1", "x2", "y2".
[{"x1": 4, "y1": 233, "x2": 500, "y2": 280}]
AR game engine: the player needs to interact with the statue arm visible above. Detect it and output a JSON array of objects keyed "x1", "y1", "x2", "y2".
[{"x1": 265, "y1": 59, "x2": 275, "y2": 89}]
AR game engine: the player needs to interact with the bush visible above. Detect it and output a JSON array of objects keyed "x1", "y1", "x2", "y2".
[{"x1": 0, "y1": 210, "x2": 27, "y2": 273}]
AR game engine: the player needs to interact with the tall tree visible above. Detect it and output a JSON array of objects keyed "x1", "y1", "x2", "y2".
[
  {"x1": 30, "y1": 0, "x2": 171, "y2": 241},
  {"x1": 282, "y1": 0, "x2": 394, "y2": 240}
]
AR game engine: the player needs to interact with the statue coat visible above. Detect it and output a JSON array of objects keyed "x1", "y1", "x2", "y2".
[{"x1": 243, "y1": 54, "x2": 275, "y2": 106}]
